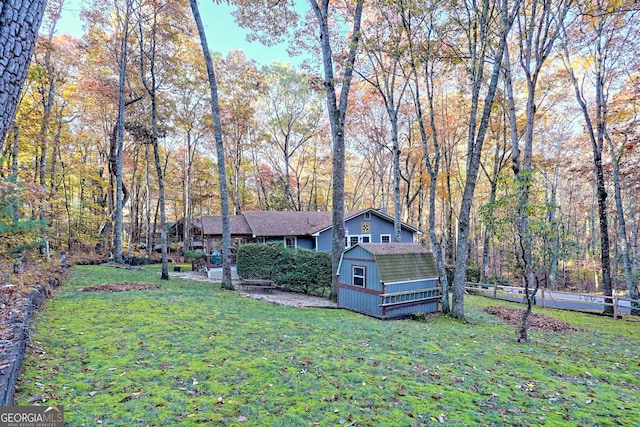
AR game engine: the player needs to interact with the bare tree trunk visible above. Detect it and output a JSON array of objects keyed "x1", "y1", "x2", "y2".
[
  {"x1": 137, "y1": 4, "x2": 169, "y2": 279},
  {"x1": 401, "y1": 6, "x2": 450, "y2": 313},
  {"x1": 561, "y1": 20, "x2": 613, "y2": 313},
  {"x1": 190, "y1": 0, "x2": 233, "y2": 289},
  {"x1": 183, "y1": 131, "x2": 196, "y2": 256},
  {"x1": 145, "y1": 144, "x2": 152, "y2": 257},
  {"x1": 36, "y1": 3, "x2": 64, "y2": 259},
  {"x1": 451, "y1": 0, "x2": 520, "y2": 319},
  {"x1": 114, "y1": 0, "x2": 133, "y2": 263},
  {"x1": 503, "y1": 0, "x2": 570, "y2": 342},
  {"x1": 10, "y1": 123, "x2": 20, "y2": 222},
  {"x1": 548, "y1": 132, "x2": 562, "y2": 291},
  {"x1": 606, "y1": 134, "x2": 639, "y2": 315},
  {"x1": 152, "y1": 132, "x2": 169, "y2": 279},
  {"x1": 310, "y1": 0, "x2": 363, "y2": 301},
  {"x1": 0, "y1": 0, "x2": 47, "y2": 142}
]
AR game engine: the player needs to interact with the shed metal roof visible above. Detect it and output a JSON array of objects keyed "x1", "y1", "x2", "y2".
[{"x1": 357, "y1": 243, "x2": 438, "y2": 284}]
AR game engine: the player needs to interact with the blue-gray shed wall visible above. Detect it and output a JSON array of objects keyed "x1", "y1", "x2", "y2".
[
  {"x1": 338, "y1": 246, "x2": 382, "y2": 291},
  {"x1": 338, "y1": 287, "x2": 383, "y2": 318},
  {"x1": 338, "y1": 246, "x2": 439, "y2": 319}
]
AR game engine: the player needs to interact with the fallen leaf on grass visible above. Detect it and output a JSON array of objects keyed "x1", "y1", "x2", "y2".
[
  {"x1": 78, "y1": 283, "x2": 164, "y2": 292},
  {"x1": 28, "y1": 394, "x2": 43, "y2": 403}
]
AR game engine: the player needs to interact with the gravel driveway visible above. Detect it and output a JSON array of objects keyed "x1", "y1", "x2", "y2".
[{"x1": 171, "y1": 270, "x2": 337, "y2": 308}]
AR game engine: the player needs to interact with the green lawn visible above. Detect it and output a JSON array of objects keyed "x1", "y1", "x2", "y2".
[{"x1": 15, "y1": 265, "x2": 640, "y2": 426}]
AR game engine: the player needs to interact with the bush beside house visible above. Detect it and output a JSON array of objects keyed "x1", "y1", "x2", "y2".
[{"x1": 237, "y1": 243, "x2": 332, "y2": 297}]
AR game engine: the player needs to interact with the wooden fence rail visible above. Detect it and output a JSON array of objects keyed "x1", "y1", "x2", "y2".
[{"x1": 465, "y1": 282, "x2": 639, "y2": 319}]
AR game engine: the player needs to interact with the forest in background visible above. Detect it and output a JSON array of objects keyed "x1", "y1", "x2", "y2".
[{"x1": 1, "y1": 0, "x2": 639, "y2": 310}]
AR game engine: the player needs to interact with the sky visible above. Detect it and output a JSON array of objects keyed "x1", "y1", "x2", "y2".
[{"x1": 56, "y1": 0, "x2": 303, "y2": 67}]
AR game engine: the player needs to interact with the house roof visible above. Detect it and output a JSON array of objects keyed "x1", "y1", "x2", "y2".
[
  {"x1": 357, "y1": 243, "x2": 438, "y2": 284},
  {"x1": 309, "y1": 208, "x2": 421, "y2": 235},
  {"x1": 201, "y1": 215, "x2": 253, "y2": 236},
  {"x1": 201, "y1": 208, "x2": 420, "y2": 238},
  {"x1": 242, "y1": 211, "x2": 332, "y2": 237}
]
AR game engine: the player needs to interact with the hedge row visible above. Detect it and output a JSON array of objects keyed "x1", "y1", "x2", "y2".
[{"x1": 236, "y1": 243, "x2": 332, "y2": 297}]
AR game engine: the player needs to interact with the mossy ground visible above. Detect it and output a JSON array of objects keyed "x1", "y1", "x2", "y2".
[{"x1": 15, "y1": 265, "x2": 640, "y2": 426}]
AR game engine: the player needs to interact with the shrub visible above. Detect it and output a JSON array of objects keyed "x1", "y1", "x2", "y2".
[
  {"x1": 445, "y1": 263, "x2": 482, "y2": 284},
  {"x1": 184, "y1": 250, "x2": 206, "y2": 271},
  {"x1": 236, "y1": 243, "x2": 332, "y2": 297}
]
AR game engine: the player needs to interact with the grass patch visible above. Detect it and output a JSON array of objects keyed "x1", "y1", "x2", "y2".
[{"x1": 16, "y1": 265, "x2": 640, "y2": 426}]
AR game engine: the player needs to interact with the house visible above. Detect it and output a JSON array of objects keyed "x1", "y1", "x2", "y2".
[
  {"x1": 337, "y1": 243, "x2": 440, "y2": 319},
  {"x1": 201, "y1": 208, "x2": 421, "y2": 254},
  {"x1": 150, "y1": 218, "x2": 203, "y2": 253},
  {"x1": 166, "y1": 218, "x2": 204, "y2": 251}
]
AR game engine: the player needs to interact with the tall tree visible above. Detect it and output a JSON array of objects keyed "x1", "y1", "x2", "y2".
[
  {"x1": 34, "y1": 0, "x2": 66, "y2": 259},
  {"x1": 113, "y1": 0, "x2": 135, "y2": 263},
  {"x1": 449, "y1": 0, "x2": 521, "y2": 319},
  {"x1": 172, "y1": 40, "x2": 210, "y2": 253},
  {"x1": 401, "y1": 0, "x2": 451, "y2": 313},
  {"x1": 260, "y1": 63, "x2": 322, "y2": 211},
  {"x1": 559, "y1": 0, "x2": 638, "y2": 314},
  {"x1": 310, "y1": 0, "x2": 364, "y2": 299},
  {"x1": 232, "y1": 0, "x2": 364, "y2": 298},
  {"x1": 136, "y1": 0, "x2": 169, "y2": 279},
  {"x1": 0, "y1": 0, "x2": 48, "y2": 143},
  {"x1": 357, "y1": 1, "x2": 412, "y2": 242},
  {"x1": 189, "y1": 0, "x2": 233, "y2": 289},
  {"x1": 217, "y1": 50, "x2": 261, "y2": 214},
  {"x1": 503, "y1": 0, "x2": 571, "y2": 341}
]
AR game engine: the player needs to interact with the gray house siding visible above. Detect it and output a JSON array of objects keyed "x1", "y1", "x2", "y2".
[
  {"x1": 315, "y1": 230, "x2": 332, "y2": 252},
  {"x1": 263, "y1": 236, "x2": 315, "y2": 249},
  {"x1": 295, "y1": 236, "x2": 315, "y2": 250},
  {"x1": 316, "y1": 214, "x2": 415, "y2": 252}
]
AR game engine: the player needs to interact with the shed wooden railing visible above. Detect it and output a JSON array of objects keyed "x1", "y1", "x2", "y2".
[{"x1": 379, "y1": 287, "x2": 441, "y2": 307}]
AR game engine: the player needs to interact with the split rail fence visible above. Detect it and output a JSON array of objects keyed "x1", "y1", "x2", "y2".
[{"x1": 465, "y1": 282, "x2": 639, "y2": 319}]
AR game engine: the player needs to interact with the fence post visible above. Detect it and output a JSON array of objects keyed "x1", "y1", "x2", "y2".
[
  {"x1": 613, "y1": 295, "x2": 619, "y2": 320},
  {"x1": 493, "y1": 282, "x2": 497, "y2": 299}
]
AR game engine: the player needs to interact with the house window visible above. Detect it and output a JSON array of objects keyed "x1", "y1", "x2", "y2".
[
  {"x1": 364, "y1": 212, "x2": 371, "y2": 220},
  {"x1": 352, "y1": 266, "x2": 365, "y2": 287},
  {"x1": 361, "y1": 235, "x2": 371, "y2": 243},
  {"x1": 381, "y1": 234, "x2": 391, "y2": 243},
  {"x1": 349, "y1": 236, "x2": 359, "y2": 247},
  {"x1": 284, "y1": 237, "x2": 296, "y2": 249}
]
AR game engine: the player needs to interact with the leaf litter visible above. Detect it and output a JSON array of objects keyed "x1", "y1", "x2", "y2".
[
  {"x1": 78, "y1": 282, "x2": 164, "y2": 292},
  {"x1": 483, "y1": 306, "x2": 585, "y2": 332}
]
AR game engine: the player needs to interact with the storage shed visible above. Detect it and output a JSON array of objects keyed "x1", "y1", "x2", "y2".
[{"x1": 337, "y1": 243, "x2": 440, "y2": 319}]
